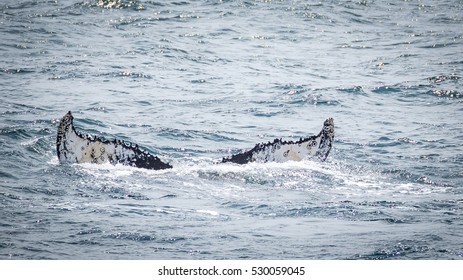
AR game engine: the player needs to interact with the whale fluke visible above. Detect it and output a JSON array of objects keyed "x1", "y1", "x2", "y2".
[
  {"x1": 56, "y1": 112, "x2": 333, "y2": 169},
  {"x1": 221, "y1": 118, "x2": 334, "y2": 164},
  {"x1": 56, "y1": 111, "x2": 172, "y2": 170}
]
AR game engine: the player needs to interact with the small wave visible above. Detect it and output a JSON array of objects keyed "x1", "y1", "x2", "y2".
[
  {"x1": 0, "y1": 171, "x2": 17, "y2": 179},
  {"x1": 372, "y1": 86, "x2": 402, "y2": 94},
  {"x1": 86, "y1": 0, "x2": 146, "y2": 10},
  {"x1": 105, "y1": 232, "x2": 155, "y2": 242},
  {"x1": 427, "y1": 74, "x2": 460, "y2": 84},
  {"x1": 359, "y1": 235, "x2": 462, "y2": 260},
  {"x1": 427, "y1": 90, "x2": 461, "y2": 98},
  {"x1": 0, "y1": 127, "x2": 31, "y2": 140},
  {"x1": 2, "y1": 68, "x2": 35, "y2": 75},
  {"x1": 97, "y1": 70, "x2": 152, "y2": 80},
  {"x1": 337, "y1": 86, "x2": 368, "y2": 96},
  {"x1": 193, "y1": 209, "x2": 218, "y2": 216}
]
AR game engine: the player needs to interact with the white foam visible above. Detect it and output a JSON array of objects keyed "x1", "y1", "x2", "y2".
[
  {"x1": 20, "y1": 137, "x2": 39, "y2": 146},
  {"x1": 196, "y1": 209, "x2": 219, "y2": 216}
]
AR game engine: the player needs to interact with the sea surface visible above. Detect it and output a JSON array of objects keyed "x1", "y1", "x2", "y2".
[{"x1": 0, "y1": 0, "x2": 462, "y2": 260}]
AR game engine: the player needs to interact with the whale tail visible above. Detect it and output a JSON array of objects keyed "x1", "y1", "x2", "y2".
[
  {"x1": 221, "y1": 118, "x2": 334, "y2": 164},
  {"x1": 56, "y1": 112, "x2": 333, "y2": 169},
  {"x1": 56, "y1": 111, "x2": 172, "y2": 170}
]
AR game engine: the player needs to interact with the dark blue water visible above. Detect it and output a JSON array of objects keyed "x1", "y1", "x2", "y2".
[{"x1": 0, "y1": 0, "x2": 462, "y2": 259}]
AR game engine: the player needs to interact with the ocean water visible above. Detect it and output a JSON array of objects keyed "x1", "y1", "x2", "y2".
[{"x1": 0, "y1": 0, "x2": 462, "y2": 260}]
